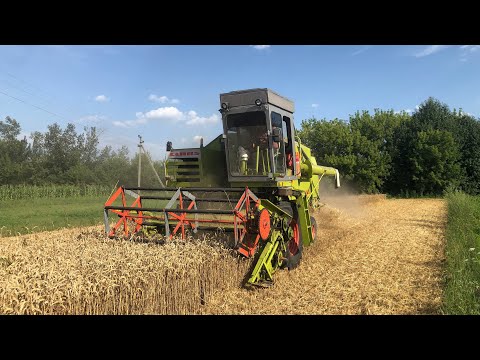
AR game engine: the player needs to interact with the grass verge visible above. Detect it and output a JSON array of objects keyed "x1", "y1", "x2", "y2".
[
  {"x1": 0, "y1": 196, "x2": 107, "y2": 236},
  {"x1": 443, "y1": 191, "x2": 480, "y2": 314}
]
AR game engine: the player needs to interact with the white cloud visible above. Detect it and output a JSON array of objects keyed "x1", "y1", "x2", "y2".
[
  {"x1": 460, "y1": 45, "x2": 480, "y2": 52},
  {"x1": 352, "y1": 45, "x2": 371, "y2": 56},
  {"x1": 148, "y1": 94, "x2": 180, "y2": 104},
  {"x1": 459, "y1": 109, "x2": 474, "y2": 117},
  {"x1": 95, "y1": 95, "x2": 109, "y2": 102},
  {"x1": 414, "y1": 45, "x2": 449, "y2": 58},
  {"x1": 149, "y1": 94, "x2": 168, "y2": 103},
  {"x1": 193, "y1": 135, "x2": 203, "y2": 143},
  {"x1": 112, "y1": 121, "x2": 129, "y2": 128},
  {"x1": 78, "y1": 114, "x2": 107, "y2": 124},
  {"x1": 141, "y1": 107, "x2": 184, "y2": 121},
  {"x1": 185, "y1": 110, "x2": 219, "y2": 125},
  {"x1": 311, "y1": 104, "x2": 319, "y2": 108},
  {"x1": 415, "y1": 105, "x2": 420, "y2": 111},
  {"x1": 112, "y1": 117, "x2": 148, "y2": 128},
  {"x1": 112, "y1": 107, "x2": 219, "y2": 128},
  {"x1": 459, "y1": 45, "x2": 480, "y2": 62},
  {"x1": 250, "y1": 45, "x2": 271, "y2": 50}
]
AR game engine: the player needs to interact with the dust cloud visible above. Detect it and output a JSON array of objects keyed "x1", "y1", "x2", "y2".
[{"x1": 318, "y1": 178, "x2": 375, "y2": 219}]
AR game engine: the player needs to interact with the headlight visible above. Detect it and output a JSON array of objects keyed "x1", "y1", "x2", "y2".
[{"x1": 255, "y1": 99, "x2": 262, "y2": 106}]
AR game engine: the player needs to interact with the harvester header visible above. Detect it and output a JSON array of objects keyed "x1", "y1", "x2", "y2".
[{"x1": 104, "y1": 88, "x2": 340, "y2": 287}]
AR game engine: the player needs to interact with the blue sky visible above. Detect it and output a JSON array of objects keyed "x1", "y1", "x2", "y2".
[{"x1": 0, "y1": 45, "x2": 479, "y2": 160}]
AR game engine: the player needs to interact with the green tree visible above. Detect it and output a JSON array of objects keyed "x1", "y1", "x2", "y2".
[
  {"x1": 298, "y1": 118, "x2": 357, "y2": 187},
  {"x1": 0, "y1": 116, "x2": 21, "y2": 140},
  {"x1": 450, "y1": 112, "x2": 480, "y2": 195},
  {"x1": 0, "y1": 116, "x2": 32, "y2": 184},
  {"x1": 410, "y1": 129, "x2": 461, "y2": 195},
  {"x1": 40, "y1": 123, "x2": 86, "y2": 183},
  {"x1": 94, "y1": 145, "x2": 132, "y2": 186},
  {"x1": 299, "y1": 110, "x2": 408, "y2": 194},
  {"x1": 389, "y1": 98, "x2": 463, "y2": 196},
  {"x1": 81, "y1": 126, "x2": 99, "y2": 167},
  {"x1": 411, "y1": 97, "x2": 455, "y2": 132},
  {"x1": 350, "y1": 109, "x2": 409, "y2": 193}
]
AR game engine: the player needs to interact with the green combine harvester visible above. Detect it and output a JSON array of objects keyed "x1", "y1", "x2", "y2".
[{"x1": 104, "y1": 88, "x2": 340, "y2": 287}]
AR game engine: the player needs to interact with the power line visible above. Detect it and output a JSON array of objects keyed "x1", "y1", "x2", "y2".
[
  {"x1": 6, "y1": 72, "x2": 56, "y2": 99},
  {"x1": 3, "y1": 76, "x2": 59, "y2": 105},
  {"x1": 4, "y1": 72, "x2": 84, "y2": 119},
  {"x1": 0, "y1": 88, "x2": 71, "y2": 121},
  {"x1": 1, "y1": 72, "x2": 106, "y2": 126},
  {"x1": 0, "y1": 78, "x2": 71, "y2": 119},
  {"x1": 4, "y1": 72, "x2": 107, "y2": 124},
  {"x1": 1, "y1": 71, "x2": 110, "y2": 137}
]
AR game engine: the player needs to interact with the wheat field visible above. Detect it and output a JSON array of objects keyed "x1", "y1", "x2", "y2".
[
  {"x1": 0, "y1": 195, "x2": 446, "y2": 315},
  {"x1": 0, "y1": 228, "x2": 251, "y2": 314}
]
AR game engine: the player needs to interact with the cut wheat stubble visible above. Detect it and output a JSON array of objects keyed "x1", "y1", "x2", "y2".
[{"x1": 202, "y1": 196, "x2": 446, "y2": 314}]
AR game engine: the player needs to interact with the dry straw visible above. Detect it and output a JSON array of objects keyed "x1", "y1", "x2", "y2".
[{"x1": 202, "y1": 196, "x2": 447, "y2": 314}]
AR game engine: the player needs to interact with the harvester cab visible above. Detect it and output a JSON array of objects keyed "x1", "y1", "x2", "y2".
[
  {"x1": 220, "y1": 88, "x2": 297, "y2": 182},
  {"x1": 103, "y1": 88, "x2": 341, "y2": 287}
]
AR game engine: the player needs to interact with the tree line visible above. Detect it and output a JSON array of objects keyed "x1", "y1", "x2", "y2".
[
  {"x1": 298, "y1": 97, "x2": 480, "y2": 196},
  {"x1": 0, "y1": 117, "x2": 165, "y2": 188},
  {"x1": 2, "y1": 96, "x2": 479, "y2": 196}
]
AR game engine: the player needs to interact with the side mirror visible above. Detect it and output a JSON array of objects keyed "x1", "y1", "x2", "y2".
[
  {"x1": 166, "y1": 141, "x2": 172, "y2": 152},
  {"x1": 272, "y1": 127, "x2": 282, "y2": 143}
]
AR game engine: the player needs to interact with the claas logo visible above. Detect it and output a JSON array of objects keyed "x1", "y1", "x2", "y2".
[{"x1": 169, "y1": 151, "x2": 200, "y2": 157}]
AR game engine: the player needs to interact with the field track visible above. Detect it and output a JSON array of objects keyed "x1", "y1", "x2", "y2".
[{"x1": 202, "y1": 195, "x2": 447, "y2": 314}]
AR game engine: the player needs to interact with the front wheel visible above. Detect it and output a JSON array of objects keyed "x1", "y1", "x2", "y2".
[{"x1": 285, "y1": 209, "x2": 303, "y2": 270}]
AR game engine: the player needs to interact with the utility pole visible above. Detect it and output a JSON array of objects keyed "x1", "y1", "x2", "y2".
[
  {"x1": 136, "y1": 135, "x2": 165, "y2": 188},
  {"x1": 138, "y1": 135, "x2": 144, "y2": 192}
]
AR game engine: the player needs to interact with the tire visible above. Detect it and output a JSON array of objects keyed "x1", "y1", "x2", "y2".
[
  {"x1": 310, "y1": 216, "x2": 318, "y2": 243},
  {"x1": 285, "y1": 207, "x2": 303, "y2": 270}
]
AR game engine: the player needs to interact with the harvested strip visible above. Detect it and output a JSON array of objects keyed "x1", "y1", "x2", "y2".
[{"x1": 202, "y1": 197, "x2": 446, "y2": 314}]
